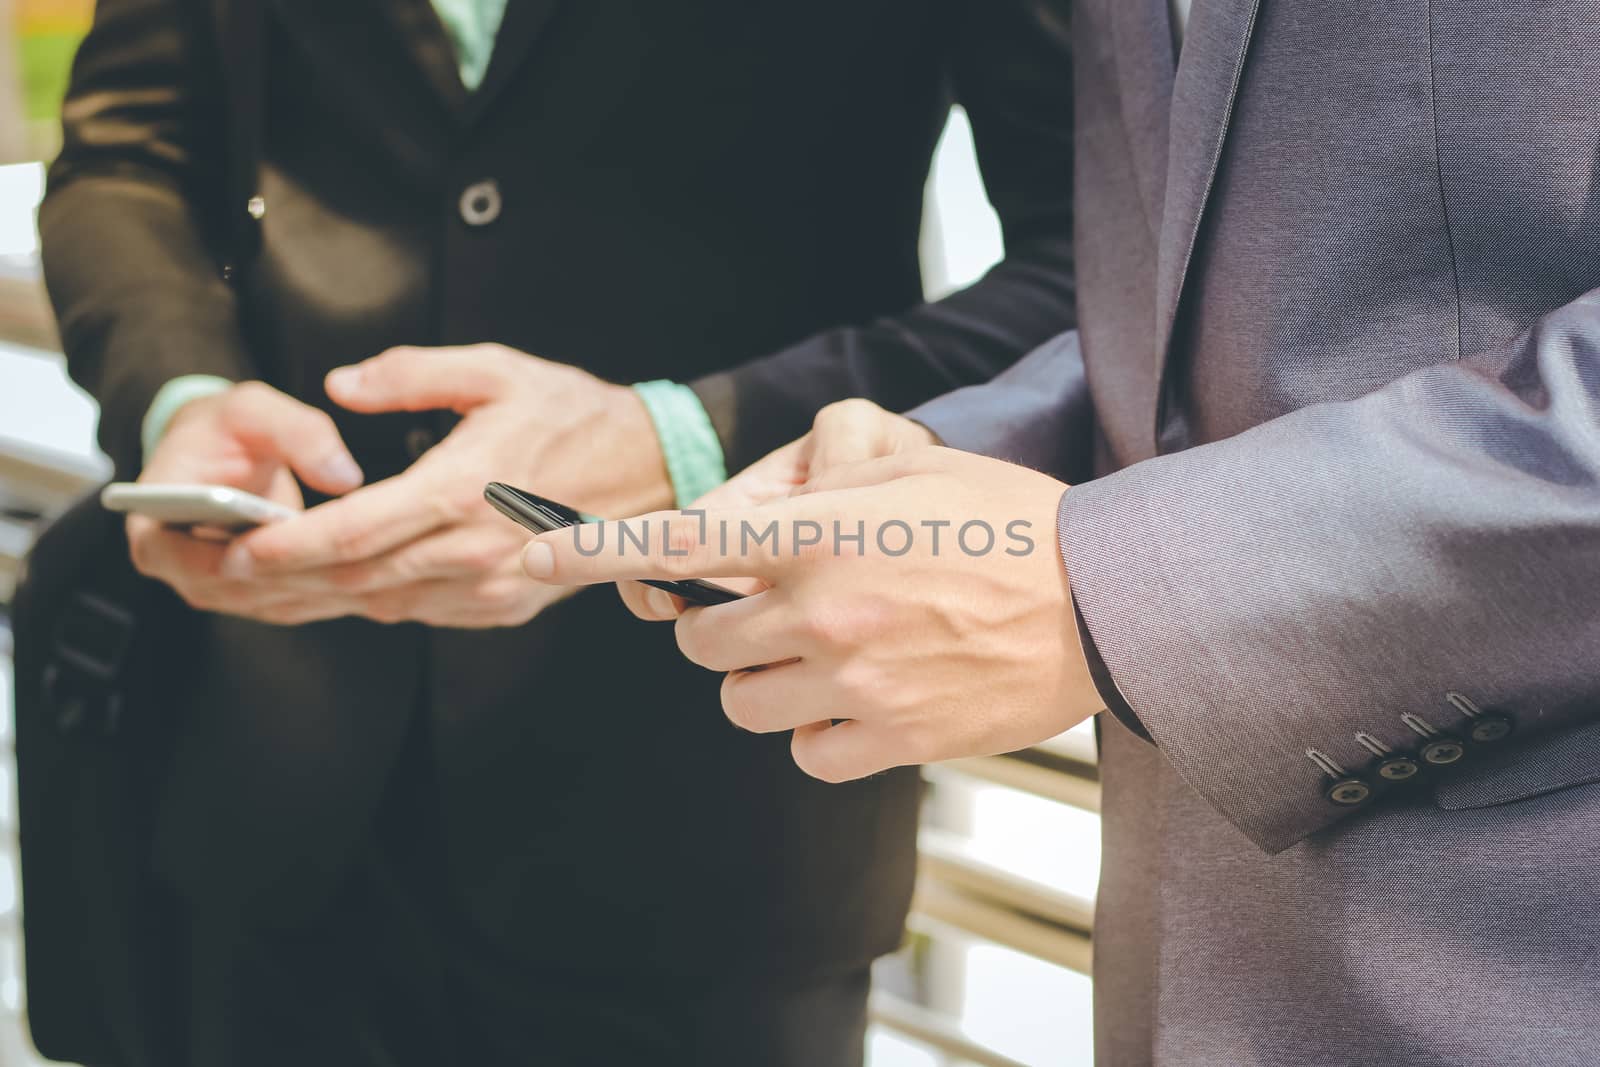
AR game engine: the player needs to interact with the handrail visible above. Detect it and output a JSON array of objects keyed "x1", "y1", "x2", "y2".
[
  {"x1": 909, "y1": 879, "x2": 1093, "y2": 977},
  {"x1": 869, "y1": 992, "x2": 1033, "y2": 1067},
  {"x1": 0, "y1": 435, "x2": 106, "y2": 515},
  {"x1": 932, "y1": 753, "x2": 1100, "y2": 812},
  {"x1": 0, "y1": 435, "x2": 106, "y2": 604},
  {"x1": 917, "y1": 828, "x2": 1095, "y2": 934}
]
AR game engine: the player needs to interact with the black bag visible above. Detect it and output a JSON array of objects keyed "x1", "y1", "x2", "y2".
[
  {"x1": 12, "y1": 495, "x2": 192, "y2": 1066},
  {"x1": 12, "y1": 0, "x2": 263, "y2": 1061}
]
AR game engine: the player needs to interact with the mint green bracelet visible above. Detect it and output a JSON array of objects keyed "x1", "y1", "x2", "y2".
[
  {"x1": 140, "y1": 374, "x2": 235, "y2": 460},
  {"x1": 631, "y1": 380, "x2": 729, "y2": 509}
]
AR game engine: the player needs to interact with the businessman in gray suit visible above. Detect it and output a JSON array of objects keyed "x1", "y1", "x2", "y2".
[{"x1": 523, "y1": 0, "x2": 1600, "y2": 1063}]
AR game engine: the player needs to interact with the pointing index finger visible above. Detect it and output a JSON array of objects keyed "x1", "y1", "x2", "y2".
[
  {"x1": 225, "y1": 473, "x2": 449, "y2": 576},
  {"x1": 521, "y1": 504, "x2": 807, "y2": 586}
]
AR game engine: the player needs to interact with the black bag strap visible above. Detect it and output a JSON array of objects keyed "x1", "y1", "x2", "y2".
[{"x1": 221, "y1": 0, "x2": 266, "y2": 281}]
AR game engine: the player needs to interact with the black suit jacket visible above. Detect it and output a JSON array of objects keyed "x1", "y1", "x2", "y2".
[{"x1": 40, "y1": 0, "x2": 1075, "y2": 985}]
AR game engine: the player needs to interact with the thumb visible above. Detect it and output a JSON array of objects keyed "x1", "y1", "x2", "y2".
[
  {"x1": 803, "y1": 399, "x2": 934, "y2": 478},
  {"x1": 326, "y1": 344, "x2": 512, "y2": 415},
  {"x1": 224, "y1": 383, "x2": 364, "y2": 495}
]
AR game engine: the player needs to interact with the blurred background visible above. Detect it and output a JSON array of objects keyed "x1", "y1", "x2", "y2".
[{"x1": 0, "y1": 10, "x2": 1100, "y2": 1065}]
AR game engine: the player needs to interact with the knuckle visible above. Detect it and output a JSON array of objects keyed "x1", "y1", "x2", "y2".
[
  {"x1": 256, "y1": 603, "x2": 302, "y2": 627},
  {"x1": 673, "y1": 614, "x2": 711, "y2": 666},
  {"x1": 660, "y1": 520, "x2": 709, "y2": 577},
  {"x1": 377, "y1": 344, "x2": 419, "y2": 366},
  {"x1": 792, "y1": 733, "x2": 847, "y2": 783},
  {"x1": 464, "y1": 540, "x2": 510, "y2": 574},
  {"x1": 794, "y1": 604, "x2": 836, "y2": 649},
  {"x1": 365, "y1": 596, "x2": 405, "y2": 625},
  {"x1": 227, "y1": 380, "x2": 272, "y2": 413},
  {"x1": 423, "y1": 487, "x2": 470, "y2": 526},
  {"x1": 241, "y1": 536, "x2": 287, "y2": 568},
  {"x1": 484, "y1": 578, "x2": 526, "y2": 615},
  {"x1": 127, "y1": 536, "x2": 156, "y2": 576},
  {"x1": 794, "y1": 594, "x2": 856, "y2": 650},
  {"x1": 329, "y1": 522, "x2": 375, "y2": 562},
  {"x1": 833, "y1": 655, "x2": 881, "y2": 706},
  {"x1": 893, "y1": 717, "x2": 939, "y2": 767},
  {"x1": 327, "y1": 563, "x2": 373, "y2": 592},
  {"x1": 476, "y1": 343, "x2": 518, "y2": 373},
  {"x1": 181, "y1": 586, "x2": 220, "y2": 613},
  {"x1": 817, "y1": 397, "x2": 870, "y2": 426},
  {"x1": 304, "y1": 406, "x2": 341, "y2": 437},
  {"x1": 720, "y1": 672, "x2": 762, "y2": 732}
]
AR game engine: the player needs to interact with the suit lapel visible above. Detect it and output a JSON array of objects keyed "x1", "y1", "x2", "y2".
[
  {"x1": 373, "y1": 0, "x2": 470, "y2": 112},
  {"x1": 267, "y1": 0, "x2": 459, "y2": 162},
  {"x1": 463, "y1": 0, "x2": 568, "y2": 124},
  {"x1": 1152, "y1": 0, "x2": 1263, "y2": 449},
  {"x1": 270, "y1": 0, "x2": 567, "y2": 128},
  {"x1": 1107, "y1": 0, "x2": 1179, "y2": 251}
]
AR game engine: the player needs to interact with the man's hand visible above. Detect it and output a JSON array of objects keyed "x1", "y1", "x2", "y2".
[
  {"x1": 128, "y1": 381, "x2": 365, "y2": 624},
  {"x1": 521, "y1": 446, "x2": 1104, "y2": 781},
  {"x1": 618, "y1": 399, "x2": 937, "y2": 618},
  {"x1": 219, "y1": 344, "x2": 671, "y2": 629}
]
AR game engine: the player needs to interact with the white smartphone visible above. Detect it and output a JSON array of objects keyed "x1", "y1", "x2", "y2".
[{"x1": 100, "y1": 482, "x2": 297, "y2": 530}]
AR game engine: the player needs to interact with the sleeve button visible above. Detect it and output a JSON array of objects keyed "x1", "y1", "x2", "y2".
[
  {"x1": 1469, "y1": 715, "x2": 1514, "y2": 743},
  {"x1": 1327, "y1": 778, "x2": 1372, "y2": 805},
  {"x1": 1421, "y1": 738, "x2": 1466, "y2": 765},
  {"x1": 1377, "y1": 756, "x2": 1420, "y2": 781}
]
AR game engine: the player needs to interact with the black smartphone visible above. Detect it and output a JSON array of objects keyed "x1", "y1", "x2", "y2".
[{"x1": 484, "y1": 482, "x2": 746, "y2": 607}]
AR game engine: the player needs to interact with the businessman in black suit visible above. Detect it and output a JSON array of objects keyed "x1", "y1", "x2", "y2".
[{"x1": 39, "y1": 0, "x2": 1075, "y2": 1064}]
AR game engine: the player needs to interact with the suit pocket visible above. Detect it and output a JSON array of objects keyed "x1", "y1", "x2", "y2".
[{"x1": 1434, "y1": 717, "x2": 1600, "y2": 810}]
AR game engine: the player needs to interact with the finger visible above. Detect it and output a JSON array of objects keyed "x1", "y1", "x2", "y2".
[
  {"x1": 806, "y1": 399, "x2": 899, "y2": 472},
  {"x1": 618, "y1": 580, "x2": 687, "y2": 621},
  {"x1": 790, "y1": 719, "x2": 901, "y2": 783},
  {"x1": 265, "y1": 527, "x2": 517, "y2": 594},
  {"x1": 359, "y1": 569, "x2": 571, "y2": 628},
  {"x1": 223, "y1": 472, "x2": 455, "y2": 577},
  {"x1": 719, "y1": 661, "x2": 830, "y2": 735},
  {"x1": 234, "y1": 595, "x2": 362, "y2": 627},
  {"x1": 223, "y1": 382, "x2": 363, "y2": 495},
  {"x1": 690, "y1": 437, "x2": 807, "y2": 510},
  {"x1": 128, "y1": 520, "x2": 229, "y2": 582},
  {"x1": 326, "y1": 344, "x2": 514, "y2": 415},
  {"x1": 521, "y1": 504, "x2": 814, "y2": 586},
  {"x1": 674, "y1": 589, "x2": 807, "y2": 672}
]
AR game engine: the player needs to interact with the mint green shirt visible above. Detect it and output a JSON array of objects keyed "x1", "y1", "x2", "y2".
[
  {"x1": 142, "y1": 1, "x2": 729, "y2": 509},
  {"x1": 430, "y1": 0, "x2": 510, "y2": 91}
]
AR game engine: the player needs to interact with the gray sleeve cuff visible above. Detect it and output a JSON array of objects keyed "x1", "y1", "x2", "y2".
[{"x1": 908, "y1": 331, "x2": 1093, "y2": 481}]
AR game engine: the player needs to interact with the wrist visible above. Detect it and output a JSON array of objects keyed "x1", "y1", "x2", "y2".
[
  {"x1": 1054, "y1": 486, "x2": 1115, "y2": 721},
  {"x1": 1038, "y1": 483, "x2": 1106, "y2": 721},
  {"x1": 141, "y1": 375, "x2": 236, "y2": 462},
  {"x1": 600, "y1": 383, "x2": 676, "y2": 516}
]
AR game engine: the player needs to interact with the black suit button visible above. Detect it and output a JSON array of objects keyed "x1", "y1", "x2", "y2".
[
  {"x1": 460, "y1": 179, "x2": 502, "y2": 226},
  {"x1": 1421, "y1": 738, "x2": 1465, "y2": 765},
  {"x1": 1327, "y1": 778, "x2": 1372, "y2": 806},
  {"x1": 405, "y1": 426, "x2": 437, "y2": 461},
  {"x1": 1377, "y1": 756, "x2": 1420, "y2": 781},
  {"x1": 1469, "y1": 715, "x2": 1514, "y2": 743}
]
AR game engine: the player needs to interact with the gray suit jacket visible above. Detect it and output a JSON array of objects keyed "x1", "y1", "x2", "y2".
[{"x1": 917, "y1": 0, "x2": 1600, "y2": 1063}]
